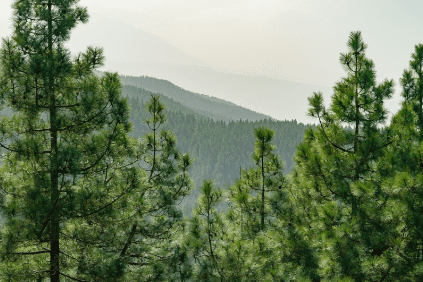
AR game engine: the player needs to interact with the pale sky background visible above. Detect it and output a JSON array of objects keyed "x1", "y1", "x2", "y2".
[{"x1": 1, "y1": 0, "x2": 423, "y2": 121}]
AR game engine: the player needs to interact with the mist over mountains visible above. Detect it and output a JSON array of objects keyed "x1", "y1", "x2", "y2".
[
  {"x1": 67, "y1": 13, "x2": 208, "y2": 68},
  {"x1": 68, "y1": 13, "x2": 332, "y2": 124}
]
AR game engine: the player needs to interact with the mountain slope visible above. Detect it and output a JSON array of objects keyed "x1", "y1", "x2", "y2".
[
  {"x1": 121, "y1": 76, "x2": 272, "y2": 122},
  {"x1": 122, "y1": 85, "x2": 199, "y2": 117},
  {"x1": 110, "y1": 62, "x2": 332, "y2": 124}
]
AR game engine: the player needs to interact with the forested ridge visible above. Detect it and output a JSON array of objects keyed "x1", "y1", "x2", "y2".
[
  {"x1": 126, "y1": 91, "x2": 308, "y2": 214},
  {"x1": 120, "y1": 75, "x2": 272, "y2": 122},
  {"x1": 124, "y1": 86, "x2": 308, "y2": 209},
  {"x1": 1, "y1": 1, "x2": 423, "y2": 281}
]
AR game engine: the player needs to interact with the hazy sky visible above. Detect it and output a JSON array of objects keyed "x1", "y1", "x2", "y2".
[{"x1": 1, "y1": 0, "x2": 423, "y2": 116}]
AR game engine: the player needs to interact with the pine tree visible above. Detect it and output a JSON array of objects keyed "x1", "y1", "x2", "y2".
[
  {"x1": 116, "y1": 94, "x2": 194, "y2": 281},
  {"x1": 385, "y1": 44, "x2": 423, "y2": 279},
  {"x1": 227, "y1": 126, "x2": 286, "y2": 280},
  {"x1": 186, "y1": 180, "x2": 254, "y2": 282},
  {"x1": 187, "y1": 180, "x2": 225, "y2": 281},
  {"x1": 293, "y1": 31, "x2": 396, "y2": 280},
  {"x1": 0, "y1": 1, "x2": 139, "y2": 281},
  {"x1": 230, "y1": 127, "x2": 284, "y2": 238}
]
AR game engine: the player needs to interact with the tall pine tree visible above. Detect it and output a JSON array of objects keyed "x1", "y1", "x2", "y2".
[
  {"x1": 293, "y1": 31, "x2": 397, "y2": 281},
  {"x1": 187, "y1": 180, "x2": 225, "y2": 281},
  {"x1": 116, "y1": 94, "x2": 193, "y2": 281},
  {"x1": 227, "y1": 127, "x2": 287, "y2": 280},
  {"x1": 230, "y1": 127, "x2": 285, "y2": 238},
  {"x1": 384, "y1": 44, "x2": 423, "y2": 280},
  {"x1": 0, "y1": 1, "x2": 139, "y2": 281}
]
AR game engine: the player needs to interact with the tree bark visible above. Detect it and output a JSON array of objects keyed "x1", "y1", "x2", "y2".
[
  {"x1": 48, "y1": 1, "x2": 60, "y2": 281},
  {"x1": 261, "y1": 143, "x2": 265, "y2": 232}
]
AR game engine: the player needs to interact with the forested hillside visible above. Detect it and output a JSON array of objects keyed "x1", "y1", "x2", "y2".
[
  {"x1": 120, "y1": 75, "x2": 272, "y2": 122},
  {"x1": 125, "y1": 85, "x2": 307, "y2": 181},
  {"x1": 124, "y1": 86, "x2": 309, "y2": 211},
  {"x1": 2, "y1": 0, "x2": 423, "y2": 281}
]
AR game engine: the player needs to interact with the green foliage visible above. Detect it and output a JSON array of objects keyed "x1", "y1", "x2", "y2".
[
  {"x1": 186, "y1": 181, "x2": 259, "y2": 281},
  {"x1": 0, "y1": 0, "x2": 139, "y2": 280},
  {"x1": 2, "y1": 4, "x2": 422, "y2": 278},
  {"x1": 124, "y1": 87, "x2": 309, "y2": 217},
  {"x1": 230, "y1": 127, "x2": 284, "y2": 235},
  {"x1": 126, "y1": 87, "x2": 306, "y2": 186},
  {"x1": 181, "y1": 127, "x2": 310, "y2": 282},
  {"x1": 0, "y1": 2, "x2": 195, "y2": 281},
  {"x1": 115, "y1": 94, "x2": 194, "y2": 281},
  {"x1": 187, "y1": 180, "x2": 225, "y2": 281},
  {"x1": 293, "y1": 31, "x2": 399, "y2": 281},
  {"x1": 383, "y1": 43, "x2": 423, "y2": 280}
]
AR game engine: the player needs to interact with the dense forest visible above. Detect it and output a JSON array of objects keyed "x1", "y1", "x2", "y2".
[
  {"x1": 123, "y1": 85, "x2": 309, "y2": 213},
  {"x1": 1, "y1": 1, "x2": 423, "y2": 281},
  {"x1": 124, "y1": 85, "x2": 308, "y2": 180}
]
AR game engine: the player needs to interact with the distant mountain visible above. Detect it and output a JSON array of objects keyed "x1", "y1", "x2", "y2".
[
  {"x1": 105, "y1": 61, "x2": 332, "y2": 124},
  {"x1": 120, "y1": 76, "x2": 272, "y2": 122},
  {"x1": 67, "y1": 14, "x2": 332, "y2": 124},
  {"x1": 67, "y1": 12, "x2": 208, "y2": 68}
]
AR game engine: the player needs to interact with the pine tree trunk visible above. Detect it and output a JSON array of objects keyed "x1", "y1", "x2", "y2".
[
  {"x1": 48, "y1": 1, "x2": 60, "y2": 281},
  {"x1": 261, "y1": 150, "x2": 265, "y2": 232},
  {"x1": 353, "y1": 55, "x2": 360, "y2": 216},
  {"x1": 354, "y1": 55, "x2": 359, "y2": 157},
  {"x1": 419, "y1": 67, "x2": 423, "y2": 142}
]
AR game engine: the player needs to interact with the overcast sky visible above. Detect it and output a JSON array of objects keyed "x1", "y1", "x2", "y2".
[{"x1": 1, "y1": 0, "x2": 423, "y2": 116}]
